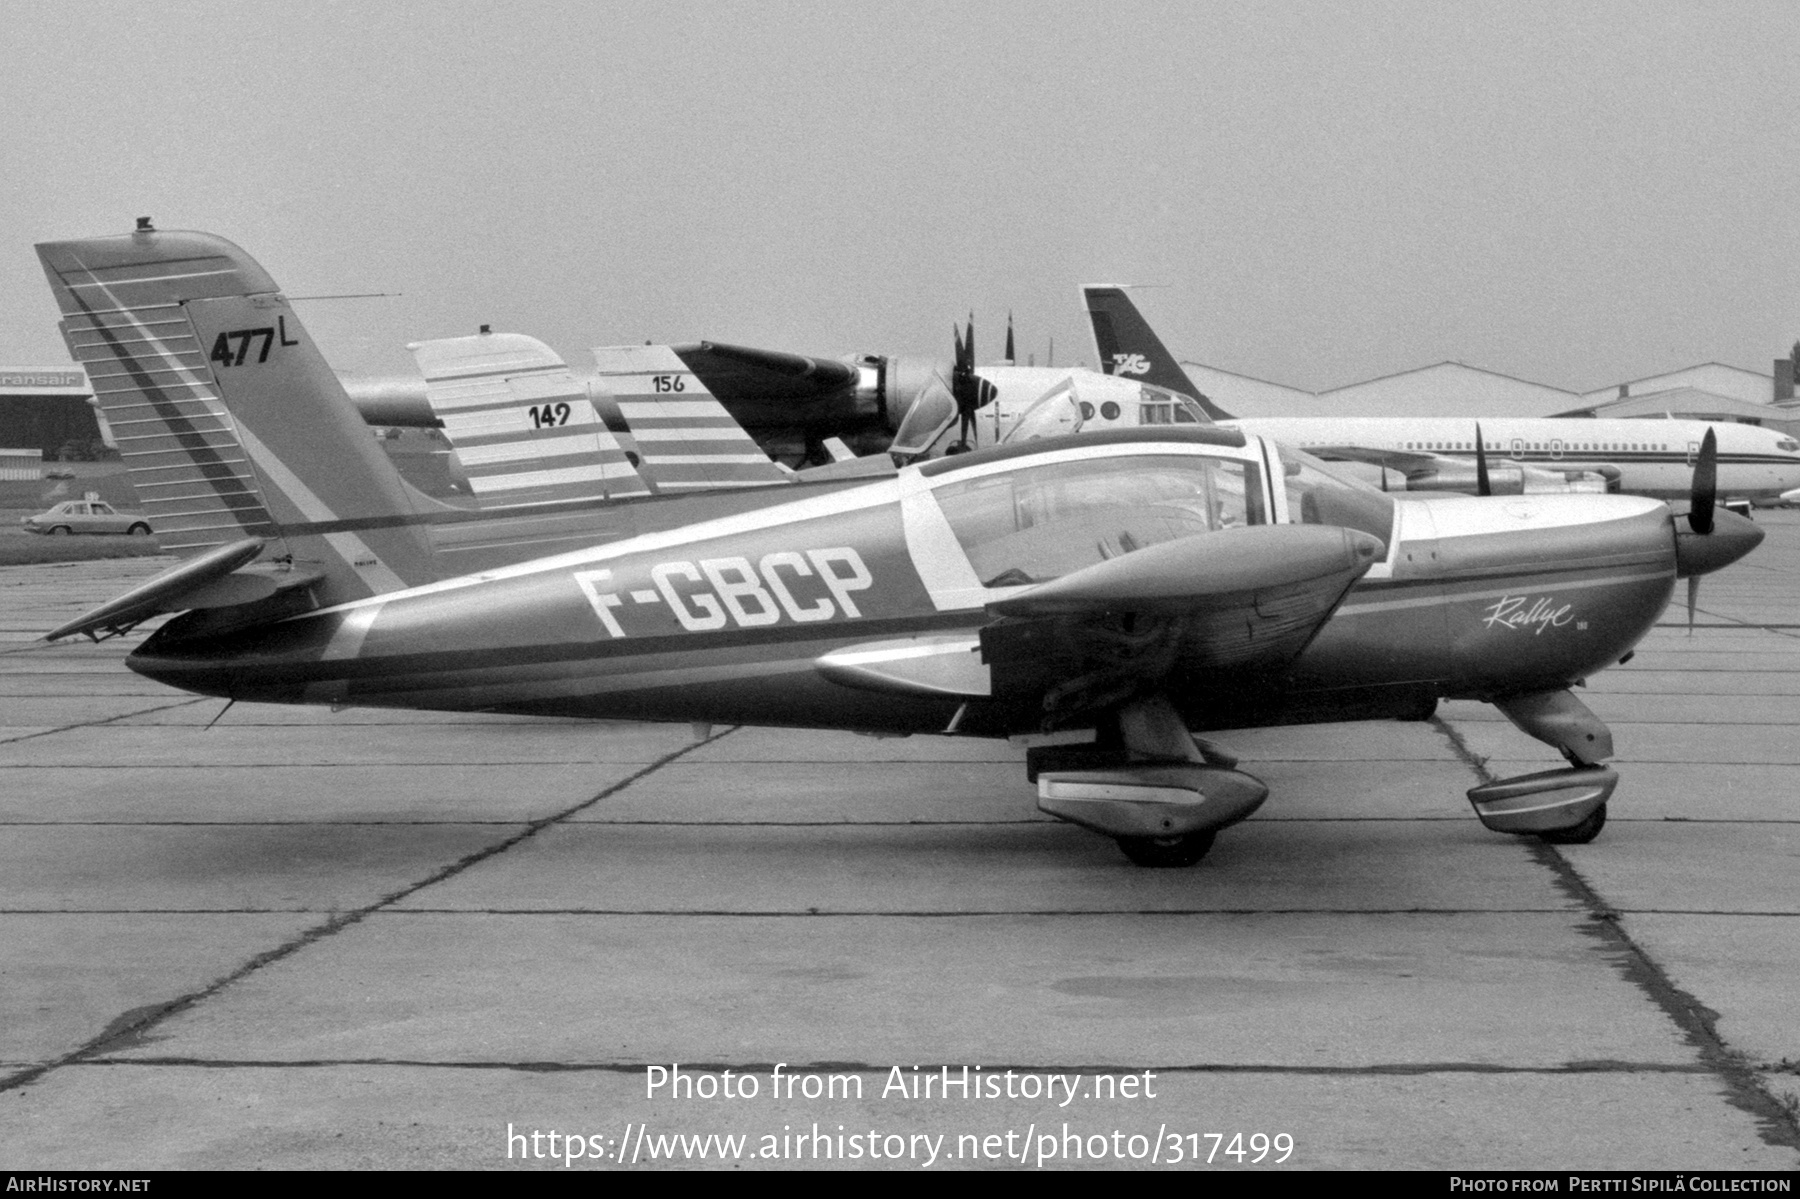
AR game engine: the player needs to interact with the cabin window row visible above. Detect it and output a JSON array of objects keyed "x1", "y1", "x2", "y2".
[{"x1": 1388, "y1": 441, "x2": 1670, "y2": 453}]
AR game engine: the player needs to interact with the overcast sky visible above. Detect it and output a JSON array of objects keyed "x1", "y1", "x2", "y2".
[{"x1": 3, "y1": 1, "x2": 1797, "y2": 393}]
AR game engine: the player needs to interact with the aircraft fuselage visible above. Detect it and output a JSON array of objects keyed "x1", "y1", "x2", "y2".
[{"x1": 130, "y1": 434, "x2": 1684, "y2": 739}]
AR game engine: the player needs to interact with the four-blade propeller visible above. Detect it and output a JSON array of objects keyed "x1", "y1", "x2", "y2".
[{"x1": 948, "y1": 315, "x2": 997, "y2": 454}]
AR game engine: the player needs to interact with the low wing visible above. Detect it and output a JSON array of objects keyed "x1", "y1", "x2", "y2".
[
  {"x1": 411, "y1": 333, "x2": 650, "y2": 508},
  {"x1": 981, "y1": 524, "x2": 1384, "y2": 727},
  {"x1": 1306, "y1": 445, "x2": 1613, "y2": 494},
  {"x1": 592, "y1": 344, "x2": 790, "y2": 491},
  {"x1": 1303, "y1": 444, "x2": 1445, "y2": 473},
  {"x1": 671, "y1": 341, "x2": 860, "y2": 403}
]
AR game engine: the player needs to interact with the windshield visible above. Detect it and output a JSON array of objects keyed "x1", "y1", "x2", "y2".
[
  {"x1": 999, "y1": 381, "x2": 1085, "y2": 444},
  {"x1": 933, "y1": 453, "x2": 1266, "y2": 587},
  {"x1": 1277, "y1": 445, "x2": 1395, "y2": 550},
  {"x1": 888, "y1": 379, "x2": 957, "y2": 457},
  {"x1": 1136, "y1": 384, "x2": 1207, "y2": 425}
]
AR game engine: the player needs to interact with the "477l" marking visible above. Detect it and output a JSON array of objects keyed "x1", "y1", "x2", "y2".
[{"x1": 209, "y1": 316, "x2": 300, "y2": 369}]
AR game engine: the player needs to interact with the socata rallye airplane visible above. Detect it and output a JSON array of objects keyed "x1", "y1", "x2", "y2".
[{"x1": 36, "y1": 225, "x2": 1762, "y2": 866}]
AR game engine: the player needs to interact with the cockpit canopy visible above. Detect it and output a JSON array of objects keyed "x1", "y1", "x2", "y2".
[
  {"x1": 934, "y1": 452, "x2": 1267, "y2": 587},
  {"x1": 913, "y1": 431, "x2": 1394, "y2": 590}
]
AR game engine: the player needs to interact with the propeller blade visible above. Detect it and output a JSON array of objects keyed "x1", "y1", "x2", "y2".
[
  {"x1": 1475, "y1": 423, "x2": 1491, "y2": 498},
  {"x1": 1689, "y1": 427, "x2": 1717, "y2": 535},
  {"x1": 1005, "y1": 312, "x2": 1015, "y2": 364},
  {"x1": 1686, "y1": 575, "x2": 1699, "y2": 635},
  {"x1": 949, "y1": 318, "x2": 983, "y2": 450}
]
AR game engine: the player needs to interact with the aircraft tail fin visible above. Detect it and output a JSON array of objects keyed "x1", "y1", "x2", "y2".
[
  {"x1": 410, "y1": 332, "x2": 651, "y2": 508},
  {"x1": 36, "y1": 225, "x2": 439, "y2": 607},
  {"x1": 1081, "y1": 285, "x2": 1235, "y2": 420},
  {"x1": 591, "y1": 344, "x2": 788, "y2": 491}
]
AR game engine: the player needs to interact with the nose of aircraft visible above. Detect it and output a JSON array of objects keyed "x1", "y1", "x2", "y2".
[{"x1": 1673, "y1": 507, "x2": 1764, "y2": 579}]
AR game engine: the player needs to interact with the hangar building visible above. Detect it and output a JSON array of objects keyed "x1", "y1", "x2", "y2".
[
  {"x1": 1179, "y1": 355, "x2": 1800, "y2": 436},
  {"x1": 0, "y1": 367, "x2": 107, "y2": 460}
]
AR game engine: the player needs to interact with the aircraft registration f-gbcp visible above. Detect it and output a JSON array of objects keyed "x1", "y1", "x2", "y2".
[{"x1": 34, "y1": 225, "x2": 1765, "y2": 867}]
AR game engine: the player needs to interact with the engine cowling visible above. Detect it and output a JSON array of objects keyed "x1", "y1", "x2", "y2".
[
  {"x1": 1406, "y1": 462, "x2": 1527, "y2": 495},
  {"x1": 1404, "y1": 461, "x2": 1611, "y2": 496}
]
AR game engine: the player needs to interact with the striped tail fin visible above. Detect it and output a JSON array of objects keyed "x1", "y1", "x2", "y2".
[
  {"x1": 591, "y1": 344, "x2": 789, "y2": 491},
  {"x1": 410, "y1": 332, "x2": 650, "y2": 507},
  {"x1": 36, "y1": 226, "x2": 439, "y2": 606}
]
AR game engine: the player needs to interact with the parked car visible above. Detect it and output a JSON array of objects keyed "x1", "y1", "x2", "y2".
[{"x1": 21, "y1": 499, "x2": 153, "y2": 536}]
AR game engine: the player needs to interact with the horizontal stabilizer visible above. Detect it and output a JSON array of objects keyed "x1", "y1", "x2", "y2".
[
  {"x1": 593, "y1": 344, "x2": 789, "y2": 492},
  {"x1": 411, "y1": 332, "x2": 650, "y2": 507},
  {"x1": 988, "y1": 524, "x2": 1383, "y2": 618},
  {"x1": 47, "y1": 537, "x2": 265, "y2": 641}
]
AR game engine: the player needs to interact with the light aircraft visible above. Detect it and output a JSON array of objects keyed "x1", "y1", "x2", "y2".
[
  {"x1": 1083, "y1": 286, "x2": 1800, "y2": 504},
  {"x1": 35, "y1": 225, "x2": 1764, "y2": 867}
]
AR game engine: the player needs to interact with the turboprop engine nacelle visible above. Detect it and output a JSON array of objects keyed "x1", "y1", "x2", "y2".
[
  {"x1": 854, "y1": 354, "x2": 956, "y2": 434},
  {"x1": 1404, "y1": 462, "x2": 1611, "y2": 496}
]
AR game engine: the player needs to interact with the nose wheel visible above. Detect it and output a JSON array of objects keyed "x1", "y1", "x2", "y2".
[{"x1": 1116, "y1": 831, "x2": 1216, "y2": 868}]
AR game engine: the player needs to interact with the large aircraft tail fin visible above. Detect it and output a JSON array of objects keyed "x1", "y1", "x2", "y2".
[
  {"x1": 591, "y1": 344, "x2": 789, "y2": 491},
  {"x1": 1081, "y1": 285, "x2": 1234, "y2": 420},
  {"x1": 410, "y1": 332, "x2": 651, "y2": 508},
  {"x1": 36, "y1": 225, "x2": 439, "y2": 607}
]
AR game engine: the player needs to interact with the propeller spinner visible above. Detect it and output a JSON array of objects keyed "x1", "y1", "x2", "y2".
[{"x1": 1671, "y1": 428, "x2": 1762, "y2": 632}]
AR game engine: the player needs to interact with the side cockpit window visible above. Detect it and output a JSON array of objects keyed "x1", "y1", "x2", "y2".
[{"x1": 933, "y1": 454, "x2": 1266, "y2": 587}]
